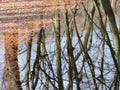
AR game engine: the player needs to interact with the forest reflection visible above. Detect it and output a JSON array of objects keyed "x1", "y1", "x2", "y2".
[{"x1": 0, "y1": 0, "x2": 120, "y2": 90}]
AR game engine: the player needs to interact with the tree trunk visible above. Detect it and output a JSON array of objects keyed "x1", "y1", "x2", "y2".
[
  {"x1": 101, "y1": 0, "x2": 120, "y2": 74},
  {"x1": 54, "y1": 1, "x2": 64, "y2": 89}
]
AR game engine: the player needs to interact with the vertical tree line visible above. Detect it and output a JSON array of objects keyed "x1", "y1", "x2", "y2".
[{"x1": 1, "y1": 0, "x2": 120, "y2": 90}]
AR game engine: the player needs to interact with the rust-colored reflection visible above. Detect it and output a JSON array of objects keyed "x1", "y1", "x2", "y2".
[{"x1": 3, "y1": 30, "x2": 22, "y2": 90}]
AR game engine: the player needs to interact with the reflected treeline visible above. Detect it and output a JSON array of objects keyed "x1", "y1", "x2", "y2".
[{"x1": 1, "y1": 0, "x2": 120, "y2": 90}]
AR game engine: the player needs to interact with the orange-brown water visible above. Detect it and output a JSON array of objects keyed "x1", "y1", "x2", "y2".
[{"x1": 0, "y1": 0, "x2": 83, "y2": 42}]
